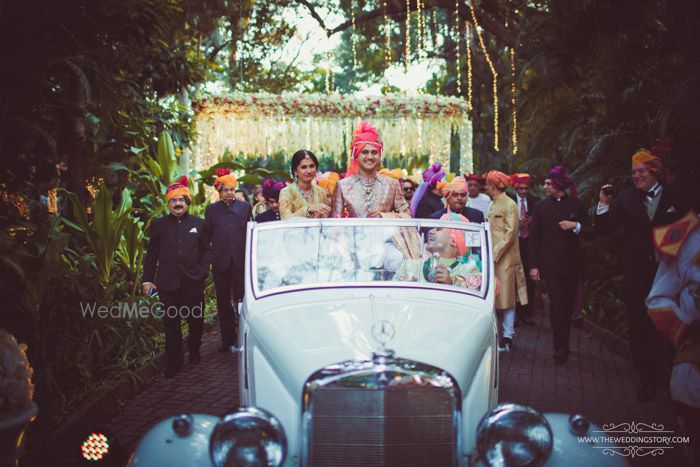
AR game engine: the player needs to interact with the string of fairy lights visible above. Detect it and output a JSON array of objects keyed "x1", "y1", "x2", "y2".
[
  {"x1": 383, "y1": 0, "x2": 392, "y2": 65},
  {"x1": 351, "y1": 0, "x2": 358, "y2": 69},
  {"x1": 337, "y1": 0, "x2": 519, "y2": 155},
  {"x1": 465, "y1": 21, "x2": 473, "y2": 112},
  {"x1": 453, "y1": 0, "x2": 462, "y2": 96},
  {"x1": 469, "y1": 2, "x2": 499, "y2": 151},
  {"x1": 404, "y1": 0, "x2": 411, "y2": 70}
]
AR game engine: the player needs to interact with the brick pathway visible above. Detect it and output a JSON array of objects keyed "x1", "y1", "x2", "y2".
[{"x1": 104, "y1": 313, "x2": 687, "y2": 466}]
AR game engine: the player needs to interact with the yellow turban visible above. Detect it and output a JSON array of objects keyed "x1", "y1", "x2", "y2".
[
  {"x1": 317, "y1": 171, "x2": 340, "y2": 196},
  {"x1": 165, "y1": 176, "x2": 192, "y2": 202},
  {"x1": 214, "y1": 168, "x2": 237, "y2": 191},
  {"x1": 378, "y1": 168, "x2": 404, "y2": 180}
]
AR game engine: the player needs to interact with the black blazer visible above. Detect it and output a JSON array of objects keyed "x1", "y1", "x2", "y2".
[
  {"x1": 528, "y1": 195, "x2": 594, "y2": 277},
  {"x1": 507, "y1": 192, "x2": 540, "y2": 218},
  {"x1": 594, "y1": 184, "x2": 689, "y2": 289},
  {"x1": 254, "y1": 209, "x2": 280, "y2": 223},
  {"x1": 415, "y1": 190, "x2": 444, "y2": 219},
  {"x1": 204, "y1": 200, "x2": 251, "y2": 273},
  {"x1": 142, "y1": 214, "x2": 210, "y2": 293},
  {"x1": 429, "y1": 206, "x2": 485, "y2": 223}
]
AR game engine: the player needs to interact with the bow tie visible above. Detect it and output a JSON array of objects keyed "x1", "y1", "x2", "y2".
[{"x1": 646, "y1": 190, "x2": 656, "y2": 198}]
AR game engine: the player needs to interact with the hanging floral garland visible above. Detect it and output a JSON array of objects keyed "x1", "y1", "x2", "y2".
[{"x1": 191, "y1": 93, "x2": 473, "y2": 174}]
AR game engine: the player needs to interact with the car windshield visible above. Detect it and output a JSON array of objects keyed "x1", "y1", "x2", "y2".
[{"x1": 251, "y1": 219, "x2": 489, "y2": 299}]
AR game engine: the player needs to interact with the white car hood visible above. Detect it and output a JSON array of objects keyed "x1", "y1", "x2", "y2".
[{"x1": 246, "y1": 291, "x2": 494, "y2": 399}]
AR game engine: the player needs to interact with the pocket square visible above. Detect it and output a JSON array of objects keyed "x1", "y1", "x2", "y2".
[
  {"x1": 189, "y1": 227, "x2": 198, "y2": 233},
  {"x1": 667, "y1": 206, "x2": 676, "y2": 213}
]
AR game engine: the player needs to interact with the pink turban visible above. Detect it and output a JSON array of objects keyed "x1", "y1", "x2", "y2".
[
  {"x1": 439, "y1": 213, "x2": 470, "y2": 257},
  {"x1": 510, "y1": 173, "x2": 532, "y2": 186},
  {"x1": 347, "y1": 121, "x2": 383, "y2": 177},
  {"x1": 261, "y1": 179, "x2": 285, "y2": 201},
  {"x1": 547, "y1": 165, "x2": 578, "y2": 198},
  {"x1": 485, "y1": 170, "x2": 510, "y2": 190}
]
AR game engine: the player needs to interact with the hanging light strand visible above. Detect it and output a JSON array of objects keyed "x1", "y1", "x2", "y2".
[
  {"x1": 432, "y1": 8, "x2": 438, "y2": 50},
  {"x1": 351, "y1": 0, "x2": 358, "y2": 69},
  {"x1": 383, "y1": 0, "x2": 392, "y2": 65},
  {"x1": 469, "y1": 4, "x2": 499, "y2": 151},
  {"x1": 510, "y1": 47, "x2": 518, "y2": 155},
  {"x1": 325, "y1": 0, "x2": 330, "y2": 94},
  {"x1": 418, "y1": 0, "x2": 426, "y2": 60},
  {"x1": 405, "y1": 0, "x2": 411, "y2": 70},
  {"x1": 465, "y1": 21, "x2": 473, "y2": 112},
  {"x1": 454, "y1": 0, "x2": 462, "y2": 95}
]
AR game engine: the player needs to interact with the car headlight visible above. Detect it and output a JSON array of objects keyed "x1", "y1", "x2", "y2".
[
  {"x1": 476, "y1": 403, "x2": 553, "y2": 467},
  {"x1": 209, "y1": 407, "x2": 287, "y2": 467}
]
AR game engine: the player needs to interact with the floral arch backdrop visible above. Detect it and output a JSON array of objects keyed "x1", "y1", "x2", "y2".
[{"x1": 191, "y1": 93, "x2": 473, "y2": 175}]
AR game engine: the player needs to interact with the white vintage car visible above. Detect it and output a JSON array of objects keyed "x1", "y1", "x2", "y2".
[{"x1": 129, "y1": 218, "x2": 627, "y2": 467}]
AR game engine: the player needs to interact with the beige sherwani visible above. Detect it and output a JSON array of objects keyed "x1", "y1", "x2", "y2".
[
  {"x1": 488, "y1": 192, "x2": 528, "y2": 309},
  {"x1": 331, "y1": 174, "x2": 410, "y2": 218}
]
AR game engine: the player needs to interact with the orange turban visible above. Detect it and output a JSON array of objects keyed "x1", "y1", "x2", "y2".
[
  {"x1": 510, "y1": 173, "x2": 532, "y2": 186},
  {"x1": 631, "y1": 149, "x2": 660, "y2": 168},
  {"x1": 165, "y1": 176, "x2": 191, "y2": 202},
  {"x1": 442, "y1": 177, "x2": 469, "y2": 197},
  {"x1": 486, "y1": 170, "x2": 510, "y2": 190},
  {"x1": 214, "y1": 168, "x2": 237, "y2": 191},
  {"x1": 347, "y1": 121, "x2": 383, "y2": 176}
]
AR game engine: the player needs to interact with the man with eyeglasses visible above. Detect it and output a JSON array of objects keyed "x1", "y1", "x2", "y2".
[
  {"x1": 143, "y1": 177, "x2": 210, "y2": 378},
  {"x1": 400, "y1": 178, "x2": 418, "y2": 204}
]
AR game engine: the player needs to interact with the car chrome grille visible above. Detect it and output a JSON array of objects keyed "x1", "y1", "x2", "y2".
[{"x1": 308, "y1": 386, "x2": 457, "y2": 466}]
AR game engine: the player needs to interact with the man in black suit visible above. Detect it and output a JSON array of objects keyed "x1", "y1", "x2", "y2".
[
  {"x1": 529, "y1": 166, "x2": 593, "y2": 364},
  {"x1": 143, "y1": 177, "x2": 209, "y2": 377},
  {"x1": 204, "y1": 169, "x2": 252, "y2": 352},
  {"x1": 595, "y1": 144, "x2": 690, "y2": 402},
  {"x1": 429, "y1": 177, "x2": 485, "y2": 223},
  {"x1": 508, "y1": 173, "x2": 540, "y2": 326}
]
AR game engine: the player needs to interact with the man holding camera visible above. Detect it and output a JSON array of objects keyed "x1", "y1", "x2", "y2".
[
  {"x1": 143, "y1": 177, "x2": 210, "y2": 378},
  {"x1": 595, "y1": 141, "x2": 689, "y2": 402}
]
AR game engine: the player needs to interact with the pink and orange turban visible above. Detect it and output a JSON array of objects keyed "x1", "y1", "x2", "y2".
[
  {"x1": 213, "y1": 168, "x2": 237, "y2": 191},
  {"x1": 347, "y1": 121, "x2": 384, "y2": 177},
  {"x1": 442, "y1": 177, "x2": 469, "y2": 197},
  {"x1": 547, "y1": 165, "x2": 578, "y2": 198},
  {"x1": 439, "y1": 212, "x2": 470, "y2": 257},
  {"x1": 165, "y1": 176, "x2": 191, "y2": 202},
  {"x1": 485, "y1": 170, "x2": 510, "y2": 190},
  {"x1": 261, "y1": 179, "x2": 285, "y2": 201},
  {"x1": 510, "y1": 173, "x2": 532, "y2": 186}
]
